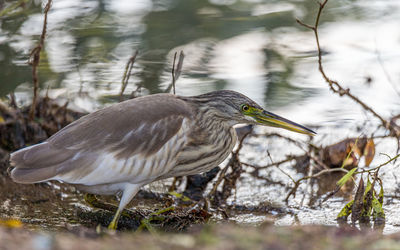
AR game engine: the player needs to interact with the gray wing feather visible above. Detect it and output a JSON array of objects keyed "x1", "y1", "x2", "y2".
[{"x1": 10, "y1": 94, "x2": 193, "y2": 184}]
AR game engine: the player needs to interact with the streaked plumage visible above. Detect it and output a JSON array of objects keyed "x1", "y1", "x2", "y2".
[{"x1": 10, "y1": 90, "x2": 315, "y2": 229}]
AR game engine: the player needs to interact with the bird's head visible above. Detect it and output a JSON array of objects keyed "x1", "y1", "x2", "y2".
[{"x1": 193, "y1": 90, "x2": 316, "y2": 136}]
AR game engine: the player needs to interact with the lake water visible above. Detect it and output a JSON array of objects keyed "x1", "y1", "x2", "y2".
[{"x1": 1, "y1": 0, "x2": 400, "y2": 233}]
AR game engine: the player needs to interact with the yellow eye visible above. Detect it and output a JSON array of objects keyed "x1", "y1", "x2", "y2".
[{"x1": 241, "y1": 104, "x2": 249, "y2": 112}]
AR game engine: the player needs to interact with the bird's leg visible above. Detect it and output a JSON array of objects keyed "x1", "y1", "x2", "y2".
[
  {"x1": 84, "y1": 194, "x2": 118, "y2": 213},
  {"x1": 108, "y1": 184, "x2": 141, "y2": 230},
  {"x1": 108, "y1": 208, "x2": 122, "y2": 230},
  {"x1": 84, "y1": 193, "x2": 137, "y2": 219}
]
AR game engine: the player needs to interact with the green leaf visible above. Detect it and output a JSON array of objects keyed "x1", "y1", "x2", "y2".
[
  {"x1": 361, "y1": 178, "x2": 373, "y2": 218},
  {"x1": 336, "y1": 167, "x2": 357, "y2": 187},
  {"x1": 364, "y1": 178, "x2": 372, "y2": 196},
  {"x1": 372, "y1": 196, "x2": 385, "y2": 220},
  {"x1": 378, "y1": 183, "x2": 384, "y2": 205},
  {"x1": 372, "y1": 194, "x2": 386, "y2": 231},
  {"x1": 168, "y1": 191, "x2": 192, "y2": 202},
  {"x1": 337, "y1": 200, "x2": 354, "y2": 220}
]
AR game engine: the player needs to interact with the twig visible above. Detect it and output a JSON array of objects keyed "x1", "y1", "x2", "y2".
[
  {"x1": 119, "y1": 50, "x2": 139, "y2": 101},
  {"x1": 284, "y1": 167, "x2": 349, "y2": 203},
  {"x1": 267, "y1": 150, "x2": 296, "y2": 184},
  {"x1": 355, "y1": 153, "x2": 400, "y2": 174},
  {"x1": 256, "y1": 132, "x2": 329, "y2": 170},
  {"x1": 296, "y1": 0, "x2": 394, "y2": 134},
  {"x1": 166, "y1": 51, "x2": 184, "y2": 94},
  {"x1": 28, "y1": 0, "x2": 52, "y2": 120},
  {"x1": 242, "y1": 156, "x2": 298, "y2": 170},
  {"x1": 9, "y1": 92, "x2": 17, "y2": 109}
]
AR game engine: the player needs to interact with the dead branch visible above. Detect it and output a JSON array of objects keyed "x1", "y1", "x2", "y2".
[
  {"x1": 242, "y1": 155, "x2": 298, "y2": 170},
  {"x1": 296, "y1": 0, "x2": 397, "y2": 136},
  {"x1": 28, "y1": 0, "x2": 52, "y2": 120},
  {"x1": 284, "y1": 167, "x2": 349, "y2": 203},
  {"x1": 9, "y1": 92, "x2": 17, "y2": 109},
  {"x1": 166, "y1": 51, "x2": 184, "y2": 94},
  {"x1": 266, "y1": 150, "x2": 296, "y2": 184},
  {"x1": 355, "y1": 153, "x2": 400, "y2": 174},
  {"x1": 119, "y1": 50, "x2": 139, "y2": 101}
]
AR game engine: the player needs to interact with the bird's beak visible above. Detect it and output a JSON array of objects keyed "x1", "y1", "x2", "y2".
[{"x1": 254, "y1": 110, "x2": 316, "y2": 136}]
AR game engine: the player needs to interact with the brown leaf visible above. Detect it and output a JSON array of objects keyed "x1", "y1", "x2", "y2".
[
  {"x1": 321, "y1": 137, "x2": 368, "y2": 168},
  {"x1": 363, "y1": 139, "x2": 375, "y2": 167}
]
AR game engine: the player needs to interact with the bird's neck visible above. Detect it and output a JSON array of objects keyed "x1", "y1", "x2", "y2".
[
  {"x1": 179, "y1": 96, "x2": 235, "y2": 127},
  {"x1": 193, "y1": 105, "x2": 233, "y2": 129}
]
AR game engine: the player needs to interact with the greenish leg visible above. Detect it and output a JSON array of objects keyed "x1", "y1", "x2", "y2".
[
  {"x1": 83, "y1": 185, "x2": 141, "y2": 230},
  {"x1": 137, "y1": 206, "x2": 175, "y2": 233},
  {"x1": 108, "y1": 208, "x2": 122, "y2": 230},
  {"x1": 83, "y1": 193, "x2": 130, "y2": 230}
]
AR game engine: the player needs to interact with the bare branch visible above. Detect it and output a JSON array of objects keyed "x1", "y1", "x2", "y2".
[
  {"x1": 167, "y1": 51, "x2": 185, "y2": 94},
  {"x1": 9, "y1": 92, "x2": 17, "y2": 109},
  {"x1": 28, "y1": 0, "x2": 52, "y2": 120},
  {"x1": 297, "y1": 0, "x2": 396, "y2": 135},
  {"x1": 119, "y1": 50, "x2": 139, "y2": 101},
  {"x1": 284, "y1": 167, "x2": 349, "y2": 203},
  {"x1": 356, "y1": 153, "x2": 400, "y2": 174}
]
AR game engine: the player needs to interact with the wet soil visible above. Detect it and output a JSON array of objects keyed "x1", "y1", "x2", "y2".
[{"x1": 2, "y1": 222, "x2": 400, "y2": 250}]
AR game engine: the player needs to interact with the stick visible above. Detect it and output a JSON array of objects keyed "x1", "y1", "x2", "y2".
[
  {"x1": 119, "y1": 50, "x2": 139, "y2": 101},
  {"x1": 28, "y1": 0, "x2": 52, "y2": 120},
  {"x1": 167, "y1": 51, "x2": 184, "y2": 94},
  {"x1": 296, "y1": 0, "x2": 394, "y2": 134}
]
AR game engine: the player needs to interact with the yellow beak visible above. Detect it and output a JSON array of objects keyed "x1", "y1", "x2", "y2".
[{"x1": 254, "y1": 110, "x2": 316, "y2": 136}]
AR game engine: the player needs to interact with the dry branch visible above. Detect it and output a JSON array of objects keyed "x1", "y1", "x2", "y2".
[
  {"x1": 166, "y1": 51, "x2": 184, "y2": 94},
  {"x1": 28, "y1": 0, "x2": 52, "y2": 120},
  {"x1": 119, "y1": 50, "x2": 139, "y2": 101},
  {"x1": 296, "y1": 0, "x2": 397, "y2": 136},
  {"x1": 284, "y1": 167, "x2": 349, "y2": 203}
]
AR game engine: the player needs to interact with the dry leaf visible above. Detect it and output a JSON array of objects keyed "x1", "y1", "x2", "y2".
[{"x1": 363, "y1": 139, "x2": 375, "y2": 167}]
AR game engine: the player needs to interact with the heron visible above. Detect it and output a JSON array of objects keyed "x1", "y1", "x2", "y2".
[{"x1": 10, "y1": 90, "x2": 315, "y2": 229}]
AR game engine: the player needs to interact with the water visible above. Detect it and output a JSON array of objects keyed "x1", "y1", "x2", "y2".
[{"x1": 1, "y1": 0, "x2": 400, "y2": 233}]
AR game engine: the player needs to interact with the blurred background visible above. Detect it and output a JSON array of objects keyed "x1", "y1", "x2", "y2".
[{"x1": 0, "y1": 0, "x2": 399, "y2": 125}]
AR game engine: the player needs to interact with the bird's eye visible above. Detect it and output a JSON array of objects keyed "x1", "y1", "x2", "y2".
[{"x1": 241, "y1": 104, "x2": 249, "y2": 112}]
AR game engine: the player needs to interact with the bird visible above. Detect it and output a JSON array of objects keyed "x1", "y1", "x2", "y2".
[{"x1": 9, "y1": 90, "x2": 315, "y2": 229}]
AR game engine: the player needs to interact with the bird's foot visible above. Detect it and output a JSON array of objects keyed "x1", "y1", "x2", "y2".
[
  {"x1": 84, "y1": 193, "x2": 139, "y2": 230},
  {"x1": 84, "y1": 194, "x2": 117, "y2": 212},
  {"x1": 137, "y1": 206, "x2": 175, "y2": 233},
  {"x1": 107, "y1": 208, "x2": 122, "y2": 231}
]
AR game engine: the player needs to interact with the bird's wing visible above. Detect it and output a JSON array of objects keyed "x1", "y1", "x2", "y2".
[{"x1": 11, "y1": 94, "x2": 193, "y2": 184}]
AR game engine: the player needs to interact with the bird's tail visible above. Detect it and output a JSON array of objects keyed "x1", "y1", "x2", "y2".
[{"x1": 10, "y1": 142, "x2": 69, "y2": 183}]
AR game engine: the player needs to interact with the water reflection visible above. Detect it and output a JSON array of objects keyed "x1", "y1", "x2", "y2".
[{"x1": 0, "y1": 0, "x2": 331, "y2": 108}]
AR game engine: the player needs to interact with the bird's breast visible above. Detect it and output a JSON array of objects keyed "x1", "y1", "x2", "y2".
[{"x1": 166, "y1": 123, "x2": 237, "y2": 177}]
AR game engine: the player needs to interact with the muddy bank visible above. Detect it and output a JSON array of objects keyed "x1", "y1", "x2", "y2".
[{"x1": 2, "y1": 222, "x2": 400, "y2": 250}]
